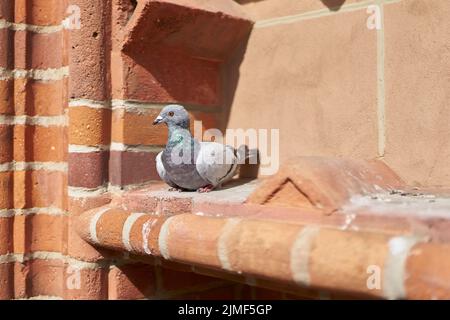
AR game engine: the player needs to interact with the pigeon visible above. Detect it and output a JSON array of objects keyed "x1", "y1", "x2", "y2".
[{"x1": 153, "y1": 104, "x2": 240, "y2": 193}]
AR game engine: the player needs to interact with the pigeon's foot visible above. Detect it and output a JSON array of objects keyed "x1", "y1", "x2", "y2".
[
  {"x1": 168, "y1": 187, "x2": 185, "y2": 192},
  {"x1": 197, "y1": 185, "x2": 214, "y2": 193}
]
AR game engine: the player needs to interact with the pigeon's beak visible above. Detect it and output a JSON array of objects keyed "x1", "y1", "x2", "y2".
[{"x1": 153, "y1": 115, "x2": 163, "y2": 125}]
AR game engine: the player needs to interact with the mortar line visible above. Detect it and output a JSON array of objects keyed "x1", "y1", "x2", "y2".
[
  {"x1": 0, "y1": 114, "x2": 68, "y2": 127},
  {"x1": 0, "y1": 161, "x2": 68, "y2": 172},
  {"x1": 69, "y1": 99, "x2": 219, "y2": 114},
  {"x1": 0, "y1": 19, "x2": 65, "y2": 33},
  {"x1": 0, "y1": 66, "x2": 69, "y2": 81},
  {"x1": 0, "y1": 207, "x2": 68, "y2": 218}
]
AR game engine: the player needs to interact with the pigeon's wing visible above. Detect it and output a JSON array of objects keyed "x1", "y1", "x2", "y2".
[
  {"x1": 156, "y1": 151, "x2": 178, "y2": 188},
  {"x1": 196, "y1": 142, "x2": 239, "y2": 187}
]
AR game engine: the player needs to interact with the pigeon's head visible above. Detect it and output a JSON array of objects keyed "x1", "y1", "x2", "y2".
[{"x1": 153, "y1": 104, "x2": 190, "y2": 128}]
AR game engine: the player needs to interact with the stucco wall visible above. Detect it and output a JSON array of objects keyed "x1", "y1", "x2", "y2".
[{"x1": 226, "y1": 0, "x2": 450, "y2": 186}]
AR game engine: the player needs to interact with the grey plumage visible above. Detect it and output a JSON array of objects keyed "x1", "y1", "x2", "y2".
[{"x1": 153, "y1": 104, "x2": 239, "y2": 192}]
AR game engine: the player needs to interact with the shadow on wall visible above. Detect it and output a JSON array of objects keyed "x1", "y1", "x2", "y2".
[
  {"x1": 221, "y1": 36, "x2": 250, "y2": 133},
  {"x1": 320, "y1": 0, "x2": 346, "y2": 11}
]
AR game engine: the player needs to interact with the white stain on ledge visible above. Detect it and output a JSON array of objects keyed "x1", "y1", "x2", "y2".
[
  {"x1": 342, "y1": 191, "x2": 450, "y2": 220},
  {"x1": 383, "y1": 236, "x2": 421, "y2": 300},
  {"x1": 142, "y1": 219, "x2": 157, "y2": 255},
  {"x1": 340, "y1": 213, "x2": 359, "y2": 231},
  {"x1": 217, "y1": 218, "x2": 242, "y2": 272},
  {"x1": 290, "y1": 226, "x2": 320, "y2": 286}
]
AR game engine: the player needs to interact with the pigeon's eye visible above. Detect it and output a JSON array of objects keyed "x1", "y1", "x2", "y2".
[{"x1": 168, "y1": 111, "x2": 174, "y2": 117}]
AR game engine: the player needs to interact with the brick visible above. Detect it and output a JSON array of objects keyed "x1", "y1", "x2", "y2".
[
  {"x1": 122, "y1": 184, "x2": 198, "y2": 214},
  {"x1": 64, "y1": 267, "x2": 109, "y2": 300},
  {"x1": 13, "y1": 125, "x2": 67, "y2": 162},
  {"x1": 111, "y1": 108, "x2": 164, "y2": 145},
  {"x1": 0, "y1": 217, "x2": 13, "y2": 255},
  {"x1": 224, "y1": 219, "x2": 300, "y2": 282},
  {"x1": 69, "y1": 152, "x2": 109, "y2": 188},
  {"x1": 26, "y1": 214, "x2": 67, "y2": 253},
  {"x1": 124, "y1": 214, "x2": 151, "y2": 253},
  {"x1": 108, "y1": 264, "x2": 156, "y2": 300},
  {"x1": 68, "y1": 193, "x2": 112, "y2": 216},
  {"x1": 190, "y1": 112, "x2": 218, "y2": 134},
  {"x1": 0, "y1": 171, "x2": 13, "y2": 209},
  {"x1": 123, "y1": 193, "x2": 159, "y2": 213},
  {"x1": 112, "y1": 108, "x2": 219, "y2": 145},
  {"x1": 67, "y1": 214, "x2": 121, "y2": 263},
  {"x1": 0, "y1": 125, "x2": 13, "y2": 163},
  {"x1": 122, "y1": 0, "x2": 252, "y2": 61},
  {"x1": 25, "y1": 78, "x2": 68, "y2": 116},
  {"x1": 0, "y1": 80, "x2": 13, "y2": 115},
  {"x1": 165, "y1": 214, "x2": 226, "y2": 268},
  {"x1": 405, "y1": 243, "x2": 450, "y2": 300},
  {"x1": 95, "y1": 208, "x2": 129, "y2": 249},
  {"x1": 0, "y1": 1, "x2": 14, "y2": 21},
  {"x1": 14, "y1": 31, "x2": 65, "y2": 69},
  {"x1": 62, "y1": 29, "x2": 70, "y2": 67},
  {"x1": 109, "y1": 151, "x2": 159, "y2": 186},
  {"x1": 111, "y1": 0, "x2": 137, "y2": 48},
  {"x1": 69, "y1": 0, "x2": 110, "y2": 101},
  {"x1": 14, "y1": 262, "x2": 27, "y2": 299},
  {"x1": 127, "y1": 215, "x2": 163, "y2": 255},
  {"x1": 69, "y1": 106, "x2": 111, "y2": 146},
  {"x1": 121, "y1": 52, "x2": 221, "y2": 106},
  {"x1": 28, "y1": 170, "x2": 67, "y2": 209},
  {"x1": 1, "y1": 78, "x2": 69, "y2": 116},
  {"x1": 161, "y1": 197, "x2": 192, "y2": 216},
  {"x1": 0, "y1": 263, "x2": 14, "y2": 299},
  {"x1": 308, "y1": 229, "x2": 389, "y2": 297},
  {"x1": 13, "y1": 215, "x2": 25, "y2": 254},
  {"x1": 15, "y1": 0, "x2": 65, "y2": 25},
  {"x1": 0, "y1": 28, "x2": 13, "y2": 69},
  {"x1": 13, "y1": 170, "x2": 68, "y2": 209},
  {"x1": 26, "y1": 259, "x2": 65, "y2": 297}
]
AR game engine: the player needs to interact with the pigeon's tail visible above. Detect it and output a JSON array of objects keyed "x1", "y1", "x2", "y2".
[{"x1": 235, "y1": 145, "x2": 258, "y2": 165}]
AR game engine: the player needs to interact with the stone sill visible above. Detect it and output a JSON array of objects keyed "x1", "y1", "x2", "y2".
[{"x1": 74, "y1": 158, "x2": 450, "y2": 300}]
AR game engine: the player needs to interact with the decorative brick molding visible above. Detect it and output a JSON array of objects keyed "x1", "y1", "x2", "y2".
[
  {"x1": 75, "y1": 204, "x2": 450, "y2": 300},
  {"x1": 247, "y1": 157, "x2": 404, "y2": 214}
]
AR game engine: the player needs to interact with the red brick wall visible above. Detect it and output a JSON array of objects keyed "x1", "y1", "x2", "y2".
[
  {"x1": 0, "y1": 0, "x2": 69, "y2": 299},
  {"x1": 0, "y1": 0, "x2": 287, "y2": 300}
]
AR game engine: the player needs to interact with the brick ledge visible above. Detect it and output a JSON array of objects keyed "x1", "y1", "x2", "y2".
[{"x1": 73, "y1": 156, "x2": 450, "y2": 299}]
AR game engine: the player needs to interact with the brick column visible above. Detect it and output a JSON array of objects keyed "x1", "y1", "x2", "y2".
[
  {"x1": 0, "y1": 0, "x2": 68, "y2": 299},
  {"x1": 67, "y1": 0, "x2": 113, "y2": 299}
]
